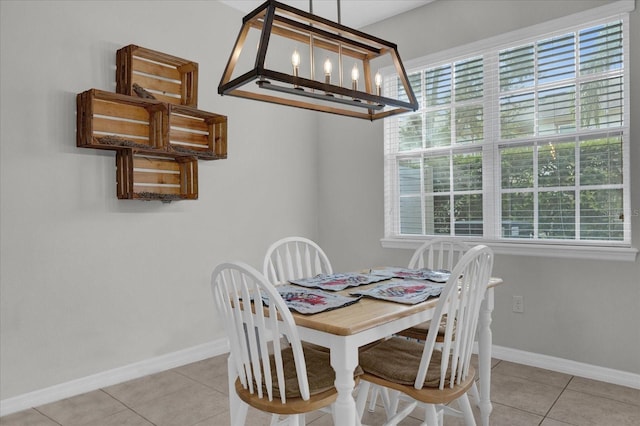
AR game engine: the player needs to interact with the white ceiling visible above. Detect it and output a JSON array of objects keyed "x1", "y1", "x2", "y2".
[{"x1": 220, "y1": 0, "x2": 434, "y2": 29}]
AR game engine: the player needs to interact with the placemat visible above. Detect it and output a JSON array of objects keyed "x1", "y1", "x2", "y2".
[
  {"x1": 289, "y1": 273, "x2": 390, "y2": 291},
  {"x1": 263, "y1": 284, "x2": 362, "y2": 315},
  {"x1": 351, "y1": 280, "x2": 445, "y2": 305}
]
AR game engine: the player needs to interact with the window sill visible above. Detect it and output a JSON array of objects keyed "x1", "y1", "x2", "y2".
[{"x1": 380, "y1": 238, "x2": 638, "y2": 262}]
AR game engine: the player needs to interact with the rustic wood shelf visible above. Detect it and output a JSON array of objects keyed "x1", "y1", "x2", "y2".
[
  {"x1": 169, "y1": 104, "x2": 227, "y2": 160},
  {"x1": 116, "y1": 44, "x2": 198, "y2": 107},
  {"x1": 77, "y1": 89, "x2": 167, "y2": 152},
  {"x1": 77, "y1": 45, "x2": 227, "y2": 201},
  {"x1": 116, "y1": 149, "x2": 198, "y2": 201}
]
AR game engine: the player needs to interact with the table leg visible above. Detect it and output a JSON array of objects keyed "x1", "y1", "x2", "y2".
[
  {"x1": 330, "y1": 339, "x2": 360, "y2": 426},
  {"x1": 227, "y1": 354, "x2": 247, "y2": 426},
  {"x1": 477, "y1": 287, "x2": 494, "y2": 426}
]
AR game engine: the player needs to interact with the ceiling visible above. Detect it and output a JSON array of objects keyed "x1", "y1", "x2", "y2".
[{"x1": 220, "y1": 0, "x2": 434, "y2": 29}]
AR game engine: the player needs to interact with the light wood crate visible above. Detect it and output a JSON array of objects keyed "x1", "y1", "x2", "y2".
[
  {"x1": 116, "y1": 149, "x2": 198, "y2": 201},
  {"x1": 116, "y1": 44, "x2": 198, "y2": 107},
  {"x1": 77, "y1": 89, "x2": 167, "y2": 151},
  {"x1": 169, "y1": 105, "x2": 227, "y2": 160}
]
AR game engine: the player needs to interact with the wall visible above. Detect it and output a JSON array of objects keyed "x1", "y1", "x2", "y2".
[
  {"x1": 317, "y1": 0, "x2": 640, "y2": 374},
  {"x1": 0, "y1": 1, "x2": 320, "y2": 400},
  {"x1": 2, "y1": 0, "x2": 638, "y2": 408}
]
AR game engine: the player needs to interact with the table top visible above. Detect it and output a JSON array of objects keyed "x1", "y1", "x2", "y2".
[{"x1": 291, "y1": 277, "x2": 503, "y2": 336}]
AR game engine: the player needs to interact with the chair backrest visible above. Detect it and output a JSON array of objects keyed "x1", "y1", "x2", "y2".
[
  {"x1": 408, "y1": 238, "x2": 470, "y2": 270},
  {"x1": 415, "y1": 245, "x2": 494, "y2": 391},
  {"x1": 211, "y1": 261, "x2": 311, "y2": 402},
  {"x1": 263, "y1": 237, "x2": 333, "y2": 285}
]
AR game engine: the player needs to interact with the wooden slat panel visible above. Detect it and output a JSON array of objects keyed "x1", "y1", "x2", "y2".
[
  {"x1": 132, "y1": 74, "x2": 182, "y2": 96},
  {"x1": 132, "y1": 57, "x2": 181, "y2": 81},
  {"x1": 131, "y1": 46, "x2": 192, "y2": 67},
  {"x1": 132, "y1": 184, "x2": 181, "y2": 195},
  {"x1": 93, "y1": 117, "x2": 149, "y2": 138},
  {"x1": 170, "y1": 114, "x2": 208, "y2": 132},
  {"x1": 150, "y1": 92, "x2": 183, "y2": 105},
  {"x1": 170, "y1": 129, "x2": 209, "y2": 146},
  {"x1": 93, "y1": 99, "x2": 149, "y2": 121},
  {"x1": 214, "y1": 121, "x2": 228, "y2": 157},
  {"x1": 133, "y1": 171, "x2": 181, "y2": 185},
  {"x1": 133, "y1": 156, "x2": 181, "y2": 172}
]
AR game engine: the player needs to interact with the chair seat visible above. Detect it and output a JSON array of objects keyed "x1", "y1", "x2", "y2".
[
  {"x1": 395, "y1": 316, "x2": 452, "y2": 341},
  {"x1": 359, "y1": 337, "x2": 475, "y2": 404},
  {"x1": 236, "y1": 342, "x2": 361, "y2": 415},
  {"x1": 236, "y1": 378, "x2": 339, "y2": 415}
]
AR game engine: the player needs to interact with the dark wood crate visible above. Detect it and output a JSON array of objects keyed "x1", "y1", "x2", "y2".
[
  {"x1": 77, "y1": 89, "x2": 167, "y2": 151},
  {"x1": 168, "y1": 105, "x2": 227, "y2": 160},
  {"x1": 116, "y1": 149, "x2": 198, "y2": 201},
  {"x1": 116, "y1": 45, "x2": 198, "y2": 107}
]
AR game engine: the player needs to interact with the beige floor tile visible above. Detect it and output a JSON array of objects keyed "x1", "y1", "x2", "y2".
[
  {"x1": 470, "y1": 355, "x2": 501, "y2": 372},
  {"x1": 490, "y1": 372, "x2": 564, "y2": 416},
  {"x1": 540, "y1": 418, "x2": 574, "y2": 426},
  {"x1": 104, "y1": 369, "x2": 200, "y2": 406},
  {"x1": 131, "y1": 381, "x2": 228, "y2": 426},
  {"x1": 362, "y1": 407, "x2": 423, "y2": 426},
  {"x1": 547, "y1": 389, "x2": 640, "y2": 426},
  {"x1": 194, "y1": 407, "x2": 322, "y2": 426},
  {"x1": 306, "y1": 413, "x2": 335, "y2": 425},
  {"x1": 35, "y1": 390, "x2": 127, "y2": 426},
  {"x1": 0, "y1": 408, "x2": 60, "y2": 426},
  {"x1": 441, "y1": 401, "x2": 543, "y2": 426},
  {"x1": 492, "y1": 361, "x2": 572, "y2": 388},
  {"x1": 567, "y1": 376, "x2": 640, "y2": 406},
  {"x1": 173, "y1": 355, "x2": 230, "y2": 395},
  {"x1": 97, "y1": 409, "x2": 154, "y2": 426}
]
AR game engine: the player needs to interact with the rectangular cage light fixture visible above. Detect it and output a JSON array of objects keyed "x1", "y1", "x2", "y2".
[{"x1": 218, "y1": 0, "x2": 419, "y2": 120}]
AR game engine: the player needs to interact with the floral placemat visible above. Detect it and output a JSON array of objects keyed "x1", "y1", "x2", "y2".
[
  {"x1": 262, "y1": 284, "x2": 361, "y2": 315},
  {"x1": 350, "y1": 280, "x2": 445, "y2": 305},
  {"x1": 289, "y1": 273, "x2": 390, "y2": 291},
  {"x1": 370, "y1": 267, "x2": 451, "y2": 283}
]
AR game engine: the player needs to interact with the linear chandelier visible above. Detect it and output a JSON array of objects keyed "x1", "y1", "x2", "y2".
[{"x1": 218, "y1": 0, "x2": 419, "y2": 120}]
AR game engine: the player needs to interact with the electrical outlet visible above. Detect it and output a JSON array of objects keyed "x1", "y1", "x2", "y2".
[{"x1": 512, "y1": 295, "x2": 524, "y2": 313}]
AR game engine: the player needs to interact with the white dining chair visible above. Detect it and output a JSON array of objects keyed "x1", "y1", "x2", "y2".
[
  {"x1": 397, "y1": 239, "x2": 470, "y2": 341},
  {"x1": 356, "y1": 245, "x2": 494, "y2": 426},
  {"x1": 367, "y1": 239, "x2": 471, "y2": 413},
  {"x1": 211, "y1": 261, "x2": 357, "y2": 425},
  {"x1": 263, "y1": 236, "x2": 333, "y2": 285}
]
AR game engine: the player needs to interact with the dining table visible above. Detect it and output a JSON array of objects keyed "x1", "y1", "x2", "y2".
[{"x1": 288, "y1": 274, "x2": 504, "y2": 426}]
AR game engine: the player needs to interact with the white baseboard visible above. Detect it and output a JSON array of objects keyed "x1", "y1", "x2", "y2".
[
  {"x1": 492, "y1": 345, "x2": 640, "y2": 390},
  {"x1": 0, "y1": 338, "x2": 229, "y2": 417},
  {"x1": 3, "y1": 342, "x2": 638, "y2": 417}
]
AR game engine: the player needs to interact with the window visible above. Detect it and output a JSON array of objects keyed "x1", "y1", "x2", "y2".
[{"x1": 383, "y1": 6, "x2": 632, "y2": 258}]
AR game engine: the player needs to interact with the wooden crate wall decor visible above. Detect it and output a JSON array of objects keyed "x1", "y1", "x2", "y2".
[
  {"x1": 77, "y1": 44, "x2": 228, "y2": 202},
  {"x1": 169, "y1": 105, "x2": 227, "y2": 160},
  {"x1": 77, "y1": 89, "x2": 167, "y2": 151},
  {"x1": 116, "y1": 44, "x2": 198, "y2": 107},
  {"x1": 116, "y1": 149, "x2": 198, "y2": 201}
]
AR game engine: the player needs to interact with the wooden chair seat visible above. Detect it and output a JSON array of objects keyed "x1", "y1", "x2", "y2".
[
  {"x1": 395, "y1": 317, "x2": 448, "y2": 342},
  {"x1": 236, "y1": 380, "x2": 339, "y2": 415},
  {"x1": 359, "y1": 337, "x2": 474, "y2": 405}
]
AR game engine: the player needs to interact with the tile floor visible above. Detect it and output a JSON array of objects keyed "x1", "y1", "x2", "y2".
[{"x1": 2, "y1": 354, "x2": 639, "y2": 426}]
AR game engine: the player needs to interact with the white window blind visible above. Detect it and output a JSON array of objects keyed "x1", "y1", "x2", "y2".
[{"x1": 384, "y1": 8, "x2": 631, "y2": 249}]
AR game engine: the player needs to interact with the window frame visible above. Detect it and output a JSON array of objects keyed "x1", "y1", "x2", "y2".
[{"x1": 381, "y1": 0, "x2": 637, "y2": 261}]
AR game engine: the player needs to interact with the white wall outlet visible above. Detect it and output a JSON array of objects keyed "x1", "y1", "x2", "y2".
[{"x1": 513, "y1": 295, "x2": 524, "y2": 313}]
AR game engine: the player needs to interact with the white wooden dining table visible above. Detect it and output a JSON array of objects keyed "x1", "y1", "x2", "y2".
[
  {"x1": 290, "y1": 276, "x2": 503, "y2": 426},
  {"x1": 226, "y1": 276, "x2": 502, "y2": 426}
]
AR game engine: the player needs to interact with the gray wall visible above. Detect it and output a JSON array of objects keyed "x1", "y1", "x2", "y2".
[
  {"x1": 0, "y1": 1, "x2": 320, "y2": 399},
  {"x1": 1, "y1": 0, "x2": 638, "y2": 404},
  {"x1": 317, "y1": 0, "x2": 640, "y2": 374}
]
